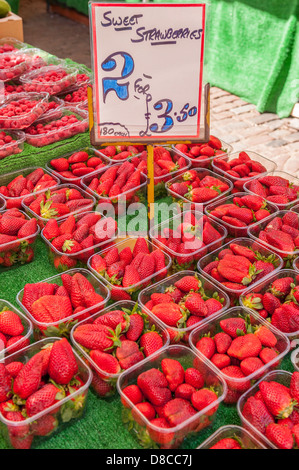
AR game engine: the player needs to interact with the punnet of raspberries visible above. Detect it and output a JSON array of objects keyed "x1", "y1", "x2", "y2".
[
  {"x1": 0, "y1": 130, "x2": 25, "y2": 159},
  {"x1": 0, "y1": 43, "x2": 19, "y2": 54},
  {"x1": 63, "y1": 84, "x2": 88, "y2": 104},
  {"x1": 0, "y1": 208, "x2": 39, "y2": 268},
  {"x1": 166, "y1": 169, "x2": 232, "y2": 205},
  {"x1": 240, "y1": 270, "x2": 299, "y2": 336},
  {"x1": 34, "y1": 97, "x2": 64, "y2": 124},
  {"x1": 199, "y1": 238, "x2": 282, "y2": 295},
  {"x1": 20, "y1": 65, "x2": 77, "y2": 95},
  {"x1": 190, "y1": 307, "x2": 289, "y2": 404},
  {"x1": 18, "y1": 270, "x2": 109, "y2": 339},
  {"x1": 0, "y1": 337, "x2": 91, "y2": 449},
  {"x1": 150, "y1": 210, "x2": 226, "y2": 272},
  {"x1": 139, "y1": 272, "x2": 228, "y2": 344},
  {"x1": 212, "y1": 150, "x2": 276, "y2": 192},
  {"x1": 72, "y1": 301, "x2": 168, "y2": 397},
  {"x1": 22, "y1": 185, "x2": 95, "y2": 227},
  {"x1": 48, "y1": 148, "x2": 110, "y2": 182},
  {"x1": 0, "y1": 300, "x2": 32, "y2": 356},
  {"x1": 173, "y1": 135, "x2": 230, "y2": 169},
  {"x1": 198, "y1": 425, "x2": 266, "y2": 449},
  {"x1": 244, "y1": 172, "x2": 299, "y2": 209},
  {"x1": 240, "y1": 370, "x2": 299, "y2": 449},
  {"x1": 206, "y1": 192, "x2": 277, "y2": 237},
  {"x1": 42, "y1": 211, "x2": 117, "y2": 272},
  {"x1": 0, "y1": 167, "x2": 59, "y2": 209},
  {"x1": 24, "y1": 112, "x2": 88, "y2": 147},
  {"x1": 0, "y1": 52, "x2": 28, "y2": 81},
  {"x1": 89, "y1": 237, "x2": 171, "y2": 302},
  {"x1": 4, "y1": 83, "x2": 25, "y2": 95},
  {"x1": 0, "y1": 93, "x2": 49, "y2": 129},
  {"x1": 119, "y1": 345, "x2": 226, "y2": 449},
  {"x1": 248, "y1": 211, "x2": 299, "y2": 267}
]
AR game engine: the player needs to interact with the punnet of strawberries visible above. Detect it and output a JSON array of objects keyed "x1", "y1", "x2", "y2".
[
  {"x1": 139, "y1": 271, "x2": 229, "y2": 344},
  {"x1": 89, "y1": 237, "x2": 171, "y2": 302},
  {"x1": 119, "y1": 345, "x2": 226, "y2": 449},
  {"x1": 0, "y1": 130, "x2": 24, "y2": 159},
  {"x1": 0, "y1": 167, "x2": 59, "y2": 209},
  {"x1": 72, "y1": 301, "x2": 169, "y2": 397},
  {"x1": 150, "y1": 210, "x2": 226, "y2": 272},
  {"x1": 81, "y1": 161, "x2": 147, "y2": 212},
  {"x1": 248, "y1": 211, "x2": 299, "y2": 267},
  {"x1": 190, "y1": 307, "x2": 289, "y2": 404},
  {"x1": 198, "y1": 425, "x2": 266, "y2": 449},
  {"x1": 0, "y1": 300, "x2": 32, "y2": 356},
  {"x1": 240, "y1": 370, "x2": 299, "y2": 449},
  {"x1": 0, "y1": 338, "x2": 91, "y2": 449},
  {"x1": 166, "y1": 168, "x2": 232, "y2": 206},
  {"x1": 42, "y1": 211, "x2": 117, "y2": 272},
  {"x1": 99, "y1": 143, "x2": 145, "y2": 162},
  {"x1": 173, "y1": 135, "x2": 230, "y2": 169},
  {"x1": 244, "y1": 172, "x2": 299, "y2": 209},
  {"x1": 240, "y1": 269, "x2": 299, "y2": 337},
  {"x1": 0, "y1": 208, "x2": 39, "y2": 268},
  {"x1": 47, "y1": 147, "x2": 110, "y2": 182},
  {"x1": 206, "y1": 192, "x2": 278, "y2": 237},
  {"x1": 212, "y1": 150, "x2": 276, "y2": 192},
  {"x1": 24, "y1": 111, "x2": 89, "y2": 147},
  {"x1": 18, "y1": 269, "x2": 109, "y2": 339},
  {"x1": 0, "y1": 93, "x2": 49, "y2": 129},
  {"x1": 199, "y1": 238, "x2": 282, "y2": 295},
  {"x1": 22, "y1": 185, "x2": 95, "y2": 227},
  {"x1": 19, "y1": 65, "x2": 77, "y2": 95}
]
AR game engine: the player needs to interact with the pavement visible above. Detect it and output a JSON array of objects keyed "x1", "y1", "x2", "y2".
[{"x1": 20, "y1": 0, "x2": 299, "y2": 176}]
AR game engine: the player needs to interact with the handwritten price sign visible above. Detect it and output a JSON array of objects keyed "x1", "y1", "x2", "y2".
[{"x1": 90, "y1": 3, "x2": 206, "y2": 143}]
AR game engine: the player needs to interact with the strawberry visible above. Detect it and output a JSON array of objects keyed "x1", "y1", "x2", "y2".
[
  {"x1": 254, "y1": 325, "x2": 277, "y2": 347},
  {"x1": 260, "y1": 381, "x2": 296, "y2": 419},
  {"x1": 184, "y1": 292, "x2": 208, "y2": 317},
  {"x1": 265, "y1": 423, "x2": 293, "y2": 449},
  {"x1": 32, "y1": 295, "x2": 73, "y2": 324},
  {"x1": 132, "y1": 402, "x2": 156, "y2": 424},
  {"x1": 147, "y1": 417, "x2": 175, "y2": 446},
  {"x1": 31, "y1": 414, "x2": 58, "y2": 437},
  {"x1": 17, "y1": 218, "x2": 37, "y2": 239},
  {"x1": 140, "y1": 331, "x2": 163, "y2": 357},
  {"x1": 0, "y1": 309, "x2": 24, "y2": 336},
  {"x1": 95, "y1": 310, "x2": 128, "y2": 332},
  {"x1": 191, "y1": 388, "x2": 218, "y2": 414},
  {"x1": 132, "y1": 238, "x2": 150, "y2": 258},
  {"x1": 137, "y1": 254, "x2": 155, "y2": 280},
  {"x1": 259, "y1": 348, "x2": 279, "y2": 364},
  {"x1": 221, "y1": 366, "x2": 251, "y2": 392},
  {"x1": 90, "y1": 254, "x2": 106, "y2": 275},
  {"x1": 242, "y1": 396, "x2": 274, "y2": 434},
  {"x1": 174, "y1": 275, "x2": 201, "y2": 292},
  {"x1": 262, "y1": 292, "x2": 281, "y2": 315},
  {"x1": 290, "y1": 371, "x2": 299, "y2": 402},
  {"x1": 210, "y1": 438, "x2": 242, "y2": 449},
  {"x1": 161, "y1": 358, "x2": 184, "y2": 392},
  {"x1": 270, "y1": 277, "x2": 294, "y2": 297},
  {"x1": 90, "y1": 350, "x2": 120, "y2": 375},
  {"x1": 137, "y1": 368, "x2": 171, "y2": 406},
  {"x1": 151, "y1": 303, "x2": 185, "y2": 327},
  {"x1": 163, "y1": 398, "x2": 197, "y2": 426},
  {"x1": 116, "y1": 340, "x2": 144, "y2": 370},
  {"x1": 0, "y1": 364, "x2": 12, "y2": 403},
  {"x1": 219, "y1": 317, "x2": 247, "y2": 338},
  {"x1": 195, "y1": 336, "x2": 216, "y2": 359},
  {"x1": 6, "y1": 411, "x2": 32, "y2": 449},
  {"x1": 214, "y1": 332, "x2": 232, "y2": 354},
  {"x1": 43, "y1": 219, "x2": 60, "y2": 240},
  {"x1": 174, "y1": 383, "x2": 196, "y2": 401},
  {"x1": 122, "y1": 265, "x2": 141, "y2": 288},
  {"x1": 25, "y1": 383, "x2": 63, "y2": 417},
  {"x1": 227, "y1": 334, "x2": 262, "y2": 360},
  {"x1": 5, "y1": 362, "x2": 23, "y2": 379},
  {"x1": 240, "y1": 357, "x2": 264, "y2": 376},
  {"x1": 211, "y1": 354, "x2": 231, "y2": 369},
  {"x1": 184, "y1": 368, "x2": 204, "y2": 389},
  {"x1": 185, "y1": 187, "x2": 220, "y2": 203},
  {"x1": 205, "y1": 298, "x2": 223, "y2": 316},
  {"x1": 121, "y1": 384, "x2": 143, "y2": 407},
  {"x1": 48, "y1": 338, "x2": 78, "y2": 385},
  {"x1": 13, "y1": 353, "x2": 43, "y2": 399}
]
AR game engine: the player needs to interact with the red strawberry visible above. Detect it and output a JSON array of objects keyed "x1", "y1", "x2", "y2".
[
  {"x1": 240, "y1": 357, "x2": 264, "y2": 376},
  {"x1": 221, "y1": 366, "x2": 251, "y2": 392},
  {"x1": 271, "y1": 277, "x2": 294, "y2": 297},
  {"x1": 121, "y1": 384, "x2": 143, "y2": 407},
  {"x1": 0, "y1": 309, "x2": 24, "y2": 336},
  {"x1": 161, "y1": 358, "x2": 184, "y2": 392},
  {"x1": 48, "y1": 338, "x2": 78, "y2": 385},
  {"x1": 163, "y1": 398, "x2": 197, "y2": 425},
  {"x1": 266, "y1": 423, "x2": 293, "y2": 449},
  {"x1": 259, "y1": 348, "x2": 279, "y2": 364},
  {"x1": 260, "y1": 381, "x2": 296, "y2": 419},
  {"x1": 95, "y1": 310, "x2": 128, "y2": 332},
  {"x1": 132, "y1": 402, "x2": 156, "y2": 425},
  {"x1": 290, "y1": 371, "x2": 299, "y2": 402},
  {"x1": 210, "y1": 438, "x2": 242, "y2": 449},
  {"x1": 73, "y1": 323, "x2": 121, "y2": 351},
  {"x1": 242, "y1": 396, "x2": 274, "y2": 434},
  {"x1": 13, "y1": 353, "x2": 43, "y2": 399},
  {"x1": 31, "y1": 414, "x2": 58, "y2": 437},
  {"x1": 116, "y1": 340, "x2": 144, "y2": 369},
  {"x1": 139, "y1": 331, "x2": 163, "y2": 357},
  {"x1": 184, "y1": 293, "x2": 208, "y2": 317},
  {"x1": 137, "y1": 368, "x2": 171, "y2": 406},
  {"x1": 227, "y1": 334, "x2": 262, "y2": 360},
  {"x1": 174, "y1": 275, "x2": 201, "y2": 292},
  {"x1": 25, "y1": 383, "x2": 63, "y2": 417},
  {"x1": 191, "y1": 388, "x2": 218, "y2": 414},
  {"x1": 0, "y1": 364, "x2": 12, "y2": 402},
  {"x1": 214, "y1": 332, "x2": 232, "y2": 354},
  {"x1": 219, "y1": 317, "x2": 247, "y2": 338},
  {"x1": 262, "y1": 292, "x2": 281, "y2": 315},
  {"x1": 132, "y1": 238, "x2": 150, "y2": 258},
  {"x1": 151, "y1": 303, "x2": 185, "y2": 327},
  {"x1": 195, "y1": 336, "x2": 216, "y2": 359},
  {"x1": 184, "y1": 368, "x2": 204, "y2": 389},
  {"x1": 90, "y1": 350, "x2": 120, "y2": 375},
  {"x1": 254, "y1": 325, "x2": 277, "y2": 347}
]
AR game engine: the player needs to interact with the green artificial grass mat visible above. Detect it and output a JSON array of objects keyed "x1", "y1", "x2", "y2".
[{"x1": 0, "y1": 236, "x2": 294, "y2": 449}]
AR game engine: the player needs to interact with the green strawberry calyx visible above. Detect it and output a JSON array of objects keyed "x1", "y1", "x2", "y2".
[{"x1": 40, "y1": 199, "x2": 58, "y2": 219}]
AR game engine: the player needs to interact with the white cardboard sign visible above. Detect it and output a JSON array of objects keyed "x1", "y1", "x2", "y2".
[{"x1": 90, "y1": 2, "x2": 206, "y2": 142}]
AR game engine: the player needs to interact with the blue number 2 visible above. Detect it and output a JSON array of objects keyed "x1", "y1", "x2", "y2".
[{"x1": 101, "y1": 52, "x2": 134, "y2": 103}]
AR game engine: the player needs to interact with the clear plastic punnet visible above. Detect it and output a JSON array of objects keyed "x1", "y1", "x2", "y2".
[
  {"x1": 172, "y1": 138, "x2": 233, "y2": 170},
  {"x1": 138, "y1": 270, "x2": 230, "y2": 344},
  {"x1": 240, "y1": 269, "x2": 299, "y2": 341},
  {"x1": 0, "y1": 50, "x2": 29, "y2": 81},
  {"x1": 166, "y1": 168, "x2": 233, "y2": 209},
  {"x1": 0, "y1": 92, "x2": 49, "y2": 129},
  {"x1": 45, "y1": 147, "x2": 111, "y2": 187},
  {"x1": 0, "y1": 337, "x2": 92, "y2": 449},
  {"x1": 33, "y1": 96, "x2": 65, "y2": 124},
  {"x1": 149, "y1": 210, "x2": 227, "y2": 273},
  {"x1": 19, "y1": 64, "x2": 78, "y2": 95},
  {"x1": 16, "y1": 267, "x2": 110, "y2": 340},
  {"x1": 70, "y1": 300, "x2": 170, "y2": 398},
  {"x1": 211, "y1": 150, "x2": 277, "y2": 191},
  {"x1": 243, "y1": 170, "x2": 299, "y2": 210},
  {"x1": 117, "y1": 344, "x2": 227, "y2": 449},
  {"x1": 88, "y1": 237, "x2": 172, "y2": 302},
  {"x1": 0, "y1": 130, "x2": 25, "y2": 159},
  {"x1": 198, "y1": 237, "x2": 283, "y2": 299},
  {"x1": 189, "y1": 307, "x2": 290, "y2": 404},
  {"x1": 21, "y1": 183, "x2": 95, "y2": 228},
  {"x1": 0, "y1": 194, "x2": 5, "y2": 210},
  {"x1": 197, "y1": 425, "x2": 267, "y2": 449},
  {"x1": 0, "y1": 209, "x2": 40, "y2": 271},
  {"x1": 24, "y1": 108, "x2": 89, "y2": 147},
  {"x1": 41, "y1": 210, "x2": 118, "y2": 272},
  {"x1": 0, "y1": 38, "x2": 27, "y2": 53},
  {"x1": 237, "y1": 370, "x2": 294, "y2": 449},
  {"x1": 205, "y1": 192, "x2": 279, "y2": 237},
  {"x1": 248, "y1": 210, "x2": 299, "y2": 268},
  {"x1": 0, "y1": 299, "x2": 33, "y2": 359},
  {"x1": 0, "y1": 166, "x2": 60, "y2": 210}
]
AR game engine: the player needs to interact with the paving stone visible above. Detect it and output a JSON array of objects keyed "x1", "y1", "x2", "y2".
[
  {"x1": 231, "y1": 104, "x2": 257, "y2": 115},
  {"x1": 251, "y1": 113, "x2": 278, "y2": 124},
  {"x1": 287, "y1": 118, "x2": 299, "y2": 130},
  {"x1": 266, "y1": 139, "x2": 288, "y2": 147},
  {"x1": 283, "y1": 132, "x2": 299, "y2": 143}
]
